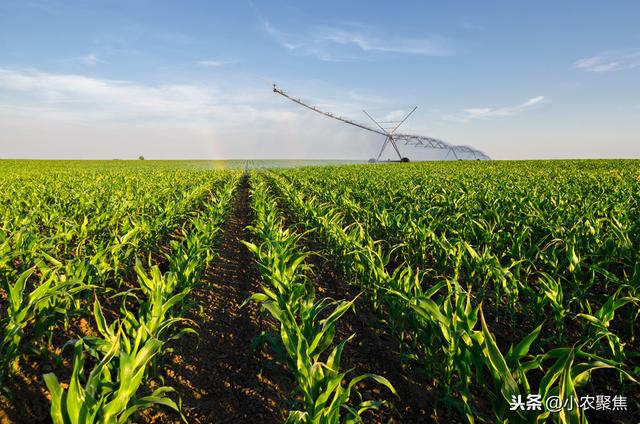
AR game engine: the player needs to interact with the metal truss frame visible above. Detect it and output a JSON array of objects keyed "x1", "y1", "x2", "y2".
[{"x1": 273, "y1": 85, "x2": 490, "y2": 161}]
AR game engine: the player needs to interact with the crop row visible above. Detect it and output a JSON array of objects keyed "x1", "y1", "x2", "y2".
[
  {"x1": 264, "y1": 162, "x2": 639, "y2": 423},
  {"x1": 272, "y1": 162, "x2": 640, "y2": 342},
  {"x1": 244, "y1": 176, "x2": 396, "y2": 423},
  {"x1": 1, "y1": 166, "x2": 240, "y2": 422}
]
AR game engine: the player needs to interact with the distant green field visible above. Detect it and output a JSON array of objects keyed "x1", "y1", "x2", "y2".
[{"x1": 0, "y1": 159, "x2": 364, "y2": 173}]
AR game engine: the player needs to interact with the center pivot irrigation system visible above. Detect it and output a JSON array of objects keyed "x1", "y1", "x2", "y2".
[{"x1": 273, "y1": 85, "x2": 490, "y2": 162}]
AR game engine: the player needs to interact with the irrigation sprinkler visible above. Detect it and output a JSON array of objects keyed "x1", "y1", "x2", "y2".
[{"x1": 273, "y1": 85, "x2": 490, "y2": 162}]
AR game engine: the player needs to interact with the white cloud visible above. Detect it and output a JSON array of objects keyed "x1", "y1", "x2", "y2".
[
  {"x1": 81, "y1": 53, "x2": 108, "y2": 66},
  {"x1": 445, "y1": 96, "x2": 545, "y2": 123},
  {"x1": 0, "y1": 68, "x2": 236, "y2": 120},
  {"x1": 321, "y1": 27, "x2": 449, "y2": 56},
  {"x1": 261, "y1": 18, "x2": 451, "y2": 61},
  {"x1": 196, "y1": 60, "x2": 236, "y2": 67},
  {"x1": 574, "y1": 56, "x2": 620, "y2": 73},
  {"x1": 574, "y1": 50, "x2": 640, "y2": 73},
  {"x1": 0, "y1": 68, "x2": 385, "y2": 159}
]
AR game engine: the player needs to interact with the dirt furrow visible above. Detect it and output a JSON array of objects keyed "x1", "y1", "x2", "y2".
[{"x1": 158, "y1": 174, "x2": 288, "y2": 423}]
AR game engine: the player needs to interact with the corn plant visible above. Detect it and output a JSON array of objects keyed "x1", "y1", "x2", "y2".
[
  {"x1": 246, "y1": 177, "x2": 396, "y2": 422},
  {"x1": 266, "y1": 163, "x2": 640, "y2": 423},
  {"x1": 43, "y1": 325, "x2": 182, "y2": 424},
  {"x1": 577, "y1": 289, "x2": 639, "y2": 364},
  {"x1": 0, "y1": 267, "x2": 89, "y2": 386}
]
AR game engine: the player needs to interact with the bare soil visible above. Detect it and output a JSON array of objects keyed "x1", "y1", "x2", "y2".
[{"x1": 149, "y1": 174, "x2": 290, "y2": 423}]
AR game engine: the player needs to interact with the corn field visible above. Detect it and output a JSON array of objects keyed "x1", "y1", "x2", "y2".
[{"x1": 0, "y1": 160, "x2": 638, "y2": 423}]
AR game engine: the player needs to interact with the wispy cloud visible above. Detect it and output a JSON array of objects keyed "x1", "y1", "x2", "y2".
[
  {"x1": 321, "y1": 27, "x2": 449, "y2": 55},
  {"x1": 81, "y1": 53, "x2": 108, "y2": 66},
  {"x1": 261, "y1": 20, "x2": 339, "y2": 61},
  {"x1": 0, "y1": 68, "x2": 383, "y2": 159},
  {"x1": 0, "y1": 68, "x2": 245, "y2": 121},
  {"x1": 196, "y1": 59, "x2": 236, "y2": 67},
  {"x1": 575, "y1": 56, "x2": 621, "y2": 73},
  {"x1": 0, "y1": 68, "x2": 397, "y2": 126},
  {"x1": 574, "y1": 50, "x2": 640, "y2": 73},
  {"x1": 445, "y1": 96, "x2": 545, "y2": 123},
  {"x1": 260, "y1": 18, "x2": 452, "y2": 61}
]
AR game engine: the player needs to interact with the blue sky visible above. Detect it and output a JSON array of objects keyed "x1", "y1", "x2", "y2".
[{"x1": 1, "y1": 0, "x2": 639, "y2": 159}]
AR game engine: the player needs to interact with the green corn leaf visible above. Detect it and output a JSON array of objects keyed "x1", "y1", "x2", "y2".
[
  {"x1": 43, "y1": 373, "x2": 66, "y2": 424},
  {"x1": 479, "y1": 308, "x2": 520, "y2": 401}
]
